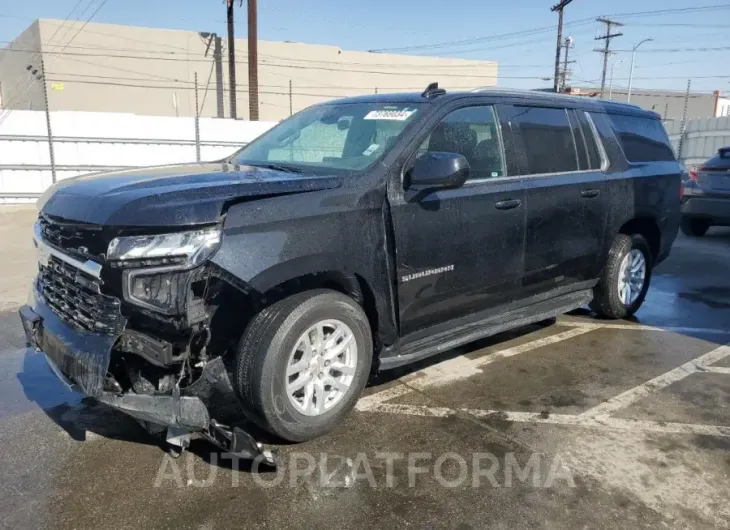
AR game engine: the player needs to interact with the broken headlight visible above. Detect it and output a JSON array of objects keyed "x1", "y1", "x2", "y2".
[
  {"x1": 124, "y1": 270, "x2": 186, "y2": 314},
  {"x1": 108, "y1": 227, "x2": 221, "y2": 314}
]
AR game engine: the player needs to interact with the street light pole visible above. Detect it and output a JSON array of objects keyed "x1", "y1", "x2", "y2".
[
  {"x1": 609, "y1": 59, "x2": 624, "y2": 100},
  {"x1": 627, "y1": 38, "x2": 653, "y2": 103}
]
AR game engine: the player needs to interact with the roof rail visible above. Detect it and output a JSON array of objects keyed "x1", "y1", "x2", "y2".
[{"x1": 422, "y1": 82, "x2": 446, "y2": 98}]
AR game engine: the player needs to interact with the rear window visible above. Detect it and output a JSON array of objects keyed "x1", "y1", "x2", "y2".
[
  {"x1": 507, "y1": 106, "x2": 579, "y2": 175},
  {"x1": 607, "y1": 114, "x2": 675, "y2": 163},
  {"x1": 703, "y1": 149, "x2": 730, "y2": 171}
]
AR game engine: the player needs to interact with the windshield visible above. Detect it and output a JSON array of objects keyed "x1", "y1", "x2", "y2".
[{"x1": 231, "y1": 102, "x2": 423, "y2": 174}]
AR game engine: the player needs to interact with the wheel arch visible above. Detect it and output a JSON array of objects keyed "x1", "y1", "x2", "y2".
[
  {"x1": 618, "y1": 216, "x2": 661, "y2": 261},
  {"x1": 208, "y1": 264, "x2": 383, "y2": 358}
]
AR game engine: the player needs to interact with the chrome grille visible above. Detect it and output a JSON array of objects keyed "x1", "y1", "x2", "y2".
[
  {"x1": 38, "y1": 255, "x2": 124, "y2": 335},
  {"x1": 38, "y1": 214, "x2": 108, "y2": 259}
]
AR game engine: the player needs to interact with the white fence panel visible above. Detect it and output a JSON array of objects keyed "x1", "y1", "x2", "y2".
[
  {"x1": 0, "y1": 110, "x2": 276, "y2": 202},
  {"x1": 665, "y1": 117, "x2": 730, "y2": 167}
]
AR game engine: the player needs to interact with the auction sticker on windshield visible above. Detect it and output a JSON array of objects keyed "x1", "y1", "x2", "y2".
[{"x1": 364, "y1": 108, "x2": 417, "y2": 121}]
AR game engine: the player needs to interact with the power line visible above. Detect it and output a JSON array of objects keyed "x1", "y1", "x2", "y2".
[
  {"x1": 3, "y1": 40, "x2": 540, "y2": 70},
  {"x1": 366, "y1": 3, "x2": 730, "y2": 53},
  {"x1": 0, "y1": 47, "x2": 513, "y2": 78},
  {"x1": 0, "y1": 0, "x2": 111, "y2": 125},
  {"x1": 609, "y1": 3, "x2": 730, "y2": 19},
  {"x1": 614, "y1": 46, "x2": 730, "y2": 53},
  {"x1": 0, "y1": 0, "x2": 90, "y2": 115},
  {"x1": 368, "y1": 19, "x2": 595, "y2": 53},
  {"x1": 624, "y1": 22, "x2": 730, "y2": 28}
]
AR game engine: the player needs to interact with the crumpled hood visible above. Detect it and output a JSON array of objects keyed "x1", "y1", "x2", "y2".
[{"x1": 38, "y1": 162, "x2": 342, "y2": 226}]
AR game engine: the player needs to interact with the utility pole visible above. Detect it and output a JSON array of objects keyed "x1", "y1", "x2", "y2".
[
  {"x1": 248, "y1": 0, "x2": 259, "y2": 121},
  {"x1": 677, "y1": 79, "x2": 691, "y2": 161},
  {"x1": 194, "y1": 72, "x2": 201, "y2": 162},
  {"x1": 288, "y1": 79, "x2": 292, "y2": 116},
  {"x1": 38, "y1": 57, "x2": 56, "y2": 184},
  {"x1": 214, "y1": 34, "x2": 225, "y2": 119},
  {"x1": 226, "y1": 0, "x2": 238, "y2": 119},
  {"x1": 551, "y1": 0, "x2": 574, "y2": 93},
  {"x1": 559, "y1": 36, "x2": 575, "y2": 92},
  {"x1": 594, "y1": 17, "x2": 624, "y2": 98}
]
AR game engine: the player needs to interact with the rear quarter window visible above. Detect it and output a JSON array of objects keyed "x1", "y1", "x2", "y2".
[
  {"x1": 703, "y1": 150, "x2": 730, "y2": 170},
  {"x1": 607, "y1": 114, "x2": 676, "y2": 163}
]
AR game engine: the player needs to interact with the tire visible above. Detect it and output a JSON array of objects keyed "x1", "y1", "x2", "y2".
[
  {"x1": 680, "y1": 218, "x2": 710, "y2": 237},
  {"x1": 234, "y1": 289, "x2": 372, "y2": 442},
  {"x1": 590, "y1": 233, "x2": 653, "y2": 319}
]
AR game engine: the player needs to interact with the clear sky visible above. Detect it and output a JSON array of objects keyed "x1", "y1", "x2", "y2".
[{"x1": 2, "y1": 0, "x2": 729, "y2": 94}]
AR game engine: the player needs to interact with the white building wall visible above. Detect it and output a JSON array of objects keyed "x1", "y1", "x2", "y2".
[{"x1": 715, "y1": 97, "x2": 730, "y2": 118}]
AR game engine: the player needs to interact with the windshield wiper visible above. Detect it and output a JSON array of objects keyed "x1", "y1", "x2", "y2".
[{"x1": 249, "y1": 163, "x2": 303, "y2": 173}]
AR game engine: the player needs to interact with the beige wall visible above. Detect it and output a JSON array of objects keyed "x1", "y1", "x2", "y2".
[
  {"x1": 2, "y1": 19, "x2": 498, "y2": 121},
  {"x1": 0, "y1": 21, "x2": 45, "y2": 111},
  {"x1": 604, "y1": 88, "x2": 720, "y2": 121}
]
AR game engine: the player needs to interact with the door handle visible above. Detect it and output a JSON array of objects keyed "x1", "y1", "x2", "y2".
[
  {"x1": 495, "y1": 199, "x2": 522, "y2": 210},
  {"x1": 581, "y1": 189, "x2": 600, "y2": 198}
]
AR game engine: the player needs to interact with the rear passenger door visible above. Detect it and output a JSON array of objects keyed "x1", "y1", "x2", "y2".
[{"x1": 498, "y1": 104, "x2": 609, "y2": 296}]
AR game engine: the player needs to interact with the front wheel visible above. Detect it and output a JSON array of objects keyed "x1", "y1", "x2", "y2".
[
  {"x1": 234, "y1": 289, "x2": 372, "y2": 442},
  {"x1": 680, "y1": 218, "x2": 710, "y2": 237},
  {"x1": 590, "y1": 233, "x2": 653, "y2": 319}
]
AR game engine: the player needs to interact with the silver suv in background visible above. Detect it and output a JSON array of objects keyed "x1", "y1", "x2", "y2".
[{"x1": 681, "y1": 147, "x2": 730, "y2": 236}]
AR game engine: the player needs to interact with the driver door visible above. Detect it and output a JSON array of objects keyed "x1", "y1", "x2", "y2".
[{"x1": 388, "y1": 104, "x2": 528, "y2": 336}]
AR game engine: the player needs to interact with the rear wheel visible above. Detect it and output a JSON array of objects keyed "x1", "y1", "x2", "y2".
[
  {"x1": 680, "y1": 218, "x2": 710, "y2": 237},
  {"x1": 234, "y1": 289, "x2": 372, "y2": 442},
  {"x1": 590, "y1": 233, "x2": 652, "y2": 319}
]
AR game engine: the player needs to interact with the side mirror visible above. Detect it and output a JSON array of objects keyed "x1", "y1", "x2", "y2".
[{"x1": 407, "y1": 152, "x2": 470, "y2": 190}]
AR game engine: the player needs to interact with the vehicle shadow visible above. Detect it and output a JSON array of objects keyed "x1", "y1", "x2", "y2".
[
  {"x1": 16, "y1": 347, "x2": 293, "y2": 469},
  {"x1": 17, "y1": 348, "x2": 168, "y2": 448},
  {"x1": 700, "y1": 227, "x2": 730, "y2": 242}
]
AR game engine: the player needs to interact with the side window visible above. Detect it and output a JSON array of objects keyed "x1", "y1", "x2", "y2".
[
  {"x1": 575, "y1": 111, "x2": 602, "y2": 170},
  {"x1": 588, "y1": 112, "x2": 622, "y2": 169},
  {"x1": 417, "y1": 106, "x2": 505, "y2": 179},
  {"x1": 508, "y1": 106, "x2": 579, "y2": 175},
  {"x1": 607, "y1": 114, "x2": 676, "y2": 163},
  {"x1": 567, "y1": 110, "x2": 589, "y2": 170}
]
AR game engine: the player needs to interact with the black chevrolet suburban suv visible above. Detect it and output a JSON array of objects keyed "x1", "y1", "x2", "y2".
[{"x1": 20, "y1": 85, "x2": 681, "y2": 461}]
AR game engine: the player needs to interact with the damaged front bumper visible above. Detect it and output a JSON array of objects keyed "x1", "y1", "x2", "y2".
[{"x1": 19, "y1": 282, "x2": 275, "y2": 466}]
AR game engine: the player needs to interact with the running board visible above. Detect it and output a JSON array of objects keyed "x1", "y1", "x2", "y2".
[{"x1": 379, "y1": 289, "x2": 593, "y2": 370}]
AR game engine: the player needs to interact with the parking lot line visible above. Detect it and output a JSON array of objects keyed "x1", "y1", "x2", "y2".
[
  {"x1": 560, "y1": 320, "x2": 730, "y2": 336},
  {"x1": 360, "y1": 402, "x2": 730, "y2": 437},
  {"x1": 579, "y1": 343, "x2": 730, "y2": 418},
  {"x1": 700, "y1": 366, "x2": 730, "y2": 375}
]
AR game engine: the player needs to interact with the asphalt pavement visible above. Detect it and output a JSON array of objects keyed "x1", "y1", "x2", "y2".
[{"x1": 1, "y1": 206, "x2": 730, "y2": 529}]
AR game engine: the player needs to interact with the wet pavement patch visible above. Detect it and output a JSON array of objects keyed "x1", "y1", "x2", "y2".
[
  {"x1": 390, "y1": 328, "x2": 720, "y2": 415},
  {"x1": 612, "y1": 372, "x2": 730, "y2": 426},
  {"x1": 678, "y1": 286, "x2": 730, "y2": 310},
  {"x1": 0, "y1": 348, "x2": 80, "y2": 417}
]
